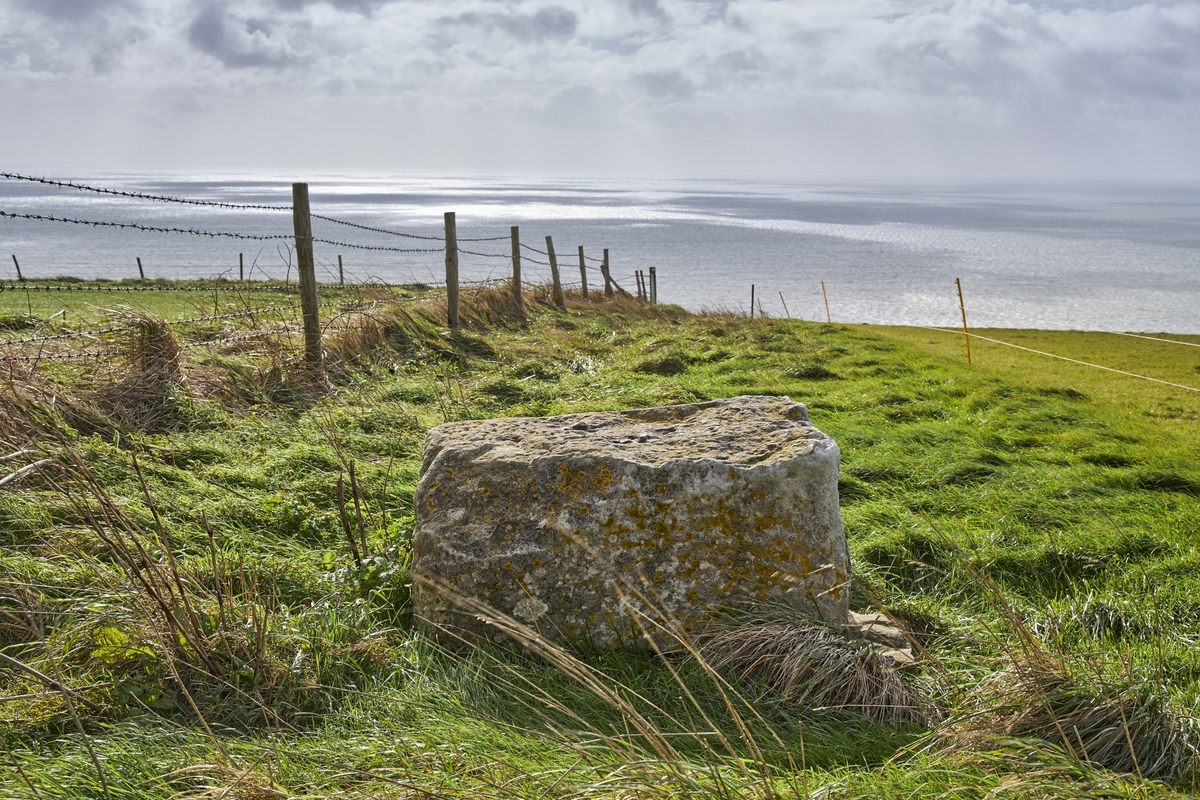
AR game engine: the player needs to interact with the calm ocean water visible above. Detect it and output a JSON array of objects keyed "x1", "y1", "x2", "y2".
[{"x1": 2, "y1": 171, "x2": 1198, "y2": 333}]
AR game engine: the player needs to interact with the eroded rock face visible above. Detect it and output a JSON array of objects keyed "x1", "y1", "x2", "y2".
[{"x1": 411, "y1": 395, "x2": 850, "y2": 647}]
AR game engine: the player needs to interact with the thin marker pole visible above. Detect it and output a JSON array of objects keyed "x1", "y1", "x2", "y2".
[
  {"x1": 821, "y1": 281, "x2": 831, "y2": 324},
  {"x1": 779, "y1": 291, "x2": 791, "y2": 319},
  {"x1": 510, "y1": 226, "x2": 524, "y2": 316},
  {"x1": 956, "y1": 277, "x2": 972, "y2": 366},
  {"x1": 750, "y1": 284, "x2": 755, "y2": 318},
  {"x1": 577, "y1": 246, "x2": 588, "y2": 299}
]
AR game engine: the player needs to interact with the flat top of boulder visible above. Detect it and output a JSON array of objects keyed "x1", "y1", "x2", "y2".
[{"x1": 423, "y1": 395, "x2": 830, "y2": 468}]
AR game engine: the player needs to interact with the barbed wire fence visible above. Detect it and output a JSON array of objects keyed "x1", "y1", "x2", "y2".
[{"x1": 1, "y1": 173, "x2": 660, "y2": 373}]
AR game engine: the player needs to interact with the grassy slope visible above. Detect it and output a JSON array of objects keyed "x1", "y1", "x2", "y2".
[{"x1": 1, "y1": 286, "x2": 1198, "y2": 798}]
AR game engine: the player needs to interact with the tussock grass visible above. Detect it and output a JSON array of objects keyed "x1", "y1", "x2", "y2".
[
  {"x1": 956, "y1": 659, "x2": 1200, "y2": 780},
  {"x1": 701, "y1": 616, "x2": 929, "y2": 726}
]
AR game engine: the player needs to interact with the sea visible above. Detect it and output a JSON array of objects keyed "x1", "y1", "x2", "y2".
[{"x1": 2, "y1": 171, "x2": 1198, "y2": 334}]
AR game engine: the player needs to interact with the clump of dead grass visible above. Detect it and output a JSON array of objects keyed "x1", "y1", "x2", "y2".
[
  {"x1": 945, "y1": 654, "x2": 1200, "y2": 781},
  {"x1": 701, "y1": 615, "x2": 930, "y2": 726},
  {"x1": 86, "y1": 314, "x2": 191, "y2": 433}
]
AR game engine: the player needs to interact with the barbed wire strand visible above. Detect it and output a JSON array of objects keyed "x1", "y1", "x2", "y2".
[
  {"x1": 182, "y1": 327, "x2": 301, "y2": 349},
  {"x1": 311, "y1": 214, "x2": 442, "y2": 241},
  {"x1": 1, "y1": 282, "x2": 299, "y2": 294},
  {"x1": 311, "y1": 237, "x2": 442, "y2": 254},
  {"x1": 0, "y1": 348, "x2": 118, "y2": 363},
  {"x1": 1, "y1": 293, "x2": 428, "y2": 346},
  {"x1": 1, "y1": 211, "x2": 291, "y2": 241},
  {"x1": 311, "y1": 213, "x2": 509, "y2": 244},
  {"x1": 0, "y1": 172, "x2": 290, "y2": 211}
]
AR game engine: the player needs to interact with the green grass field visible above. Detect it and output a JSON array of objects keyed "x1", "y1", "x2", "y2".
[{"x1": 1, "y1": 282, "x2": 1198, "y2": 798}]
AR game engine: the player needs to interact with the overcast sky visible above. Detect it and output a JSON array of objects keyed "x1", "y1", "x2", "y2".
[{"x1": 2, "y1": 0, "x2": 1199, "y2": 179}]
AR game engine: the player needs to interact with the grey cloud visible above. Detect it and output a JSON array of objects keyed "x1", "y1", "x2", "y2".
[
  {"x1": 860, "y1": 2, "x2": 1200, "y2": 119},
  {"x1": 188, "y1": 6, "x2": 298, "y2": 69},
  {"x1": 628, "y1": 0, "x2": 669, "y2": 23},
  {"x1": 713, "y1": 48, "x2": 769, "y2": 75},
  {"x1": 270, "y1": 0, "x2": 391, "y2": 13},
  {"x1": 636, "y1": 70, "x2": 695, "y2": 99},
  {"x1": 13, "y1": 0, "x2": 132, "y2": 21},
  {"x1": 439, "y1": 7, "x2": 578, "y2": 43}
]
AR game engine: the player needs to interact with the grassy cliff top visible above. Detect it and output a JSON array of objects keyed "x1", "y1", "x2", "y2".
[{"x1": 1, "y1": 281, "x2": 1198, "y2": 798}]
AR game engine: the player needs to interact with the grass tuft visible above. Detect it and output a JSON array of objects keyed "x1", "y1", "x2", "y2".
[{"x1": 701, "y1": 612, "x2": 930, "y2": 726}]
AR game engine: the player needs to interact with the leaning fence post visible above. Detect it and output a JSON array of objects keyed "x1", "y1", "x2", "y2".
[
  {"x1": 11, "y1": 254, "x2": 23, "y2": 282},
  {"x1": 649, "y1": 266, "x2": 656, "y2": 304},
  {"x1": 601, "y1": 249, "x2": 613, "y2": 297},
  {"x1": 956, "y1": 277, "x2": 972, "y2": 366},
  {"x1": 444, "y1": 212, "x2": 460, "y2": 329},
  {"x1": 292, "y1": 182, "x2": 323, "y2": 371},
  {"x1": 510, "y1": 226, "x2": 524, "y2": 317},
  {"x1": 546, "y1": 236, "x2": 565, "y2": 311},
  {"x1": 137, "y1": 257, "x2": 145, "y2": 281},
  {"x1": 577, "y1": 246, "x2": 588, "y2": 299}
]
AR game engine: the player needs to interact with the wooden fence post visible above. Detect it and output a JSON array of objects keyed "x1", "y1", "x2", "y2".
[
  {"x1": 578, "y1": 246, "x2": 588, "y2": 299},
  {"x1": 239, "y1": 253, "x2": 244, "y2": 281},
  {"x1": 601, "y1": 249, "x2": 613, "y2": 297},
  {"x1": 750, "y1": 284, "x2": 755, "y2": 318},
  {"x1": 338, "y1": 255, "x2": 344, "y2": 286},
  {"x1": 636, "y1": 270, "x2": 644, "y2": 301},
  {"x1": 510, "y1": 226, "x2": 523, "y2": 316},
  {"x1": 649, "y1": 267, "x2": 656, "y2": 304},
  {"x1": 445, "y1": 212, "x2": 459, "y2": 329},
  {"x1": 778, "y1": 291, "x2": 791, "y2": 319},
  {"x1": 137, "y1": 257, "x2": 145, "y2": 280},
  {"x1": 956, "y1": 277, "x2": 972, "y2": 366},
  {"x1": 546, "y1": 236, "x2": 565, "y2": 311},
  {"x1": 11, "y1": 254, "x2": 23, "y2": 282},
  {"x1": 292, "y1": 182, "x2": 323, "y2": 371},
  {"x1": 821, "y1": 280, "x2": 831, "y2": 324}
]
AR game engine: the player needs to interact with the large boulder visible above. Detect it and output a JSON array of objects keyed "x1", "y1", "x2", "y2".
[{"x1": 411, "y1": 395, "x2": 850, "y2": 647}]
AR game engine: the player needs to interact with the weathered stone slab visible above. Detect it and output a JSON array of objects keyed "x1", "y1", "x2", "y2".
[{"x1": 411, "y1": 395, "x2": 850, "y2": 647}]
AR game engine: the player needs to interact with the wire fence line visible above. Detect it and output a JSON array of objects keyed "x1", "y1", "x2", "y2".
[
  {"x1": 2, "y1": 172, "x2": 580, "y2": 260},
  {"x1": 0, "y1": 294, "x2": 429, "y2": 348},
  {"x1": 0, "y1": 172, "x2": 291, "y2": 211},
  {"x1": 1, "y1": 282, "x2": 298, "y2": 294},
  {"x1": 2, "y1": 172, "x2": 659, "y2": 367},
  {"x1": 917, "y1": 324, "x2": 1200, "y2": 394}
]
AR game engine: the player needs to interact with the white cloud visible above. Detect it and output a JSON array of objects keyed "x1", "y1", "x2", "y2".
[{"x1": 0, "y1": 0, "x2": 1197, "y2": 177}]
